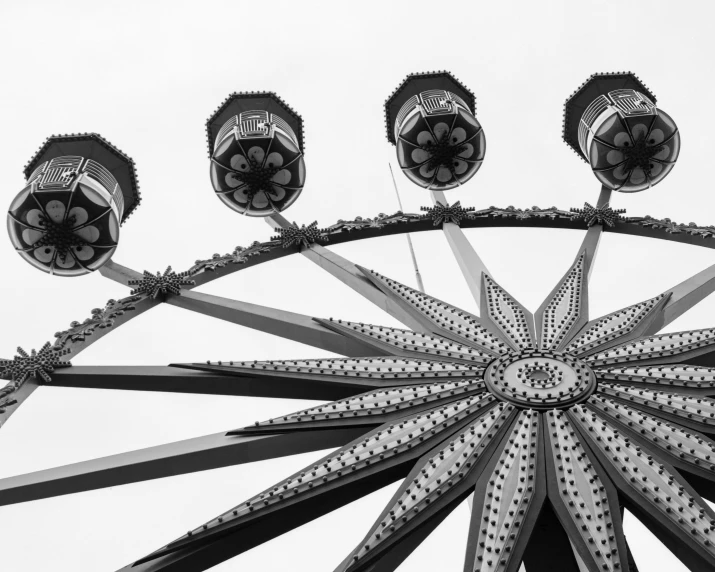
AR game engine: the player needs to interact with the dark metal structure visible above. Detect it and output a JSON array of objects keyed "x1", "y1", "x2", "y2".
[
  {"x1": 7, "y1": 134, "x2": 140, "y2": 276},
  {"x1": 207, "y1": 92, "x2": 306, "y2": 216},
  {"x1": 386, "y1": 71, "x2": 485, "y2": 190},
  {"x1": 564, "y1": 72, "x2": 680, "y2": 192},
  {"x1": 1, "y1": 71, "x2": 712, "y2": 572}
]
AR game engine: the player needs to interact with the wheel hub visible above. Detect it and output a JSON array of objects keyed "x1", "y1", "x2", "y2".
[{"x1": 484, "y1": 349, "x2": 596, "y2": 409}]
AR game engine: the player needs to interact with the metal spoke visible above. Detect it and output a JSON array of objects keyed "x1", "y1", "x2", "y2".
[
  {"x1": 316, "y1": 319, "x2": 496, "y2": 365},
  {"x1": 267, "y1": 214, "x2": 426, "y2": 331},
  {"x1": 99, "y1": 259, "x2": 144, "y2": 285},
  {"x1": 544, "y1": 410, "x2": 629, "y2": 572},
  {"x1": 126, "y1": 394, "x2": 501, "y2": 571},
  {"x1": 430, "y1": 189, "x2": 491, "y2": 311},
  {"x1": 166, "y1": 289, "x2": 376, "y2": 356},
  {"x1": 481, "y1": 273, "x2": 537, "y2": 351},
  {"x1": 569, "y1": 404, "x2": 715, "y2": 572},
  {"x1": 49, "y1": 365, "x2": 389, "y2": 400},
  {"x1": 336, "y1": 403, "x2": 516, "y2": 572},
  {"x1": 564, "y1": 293, "x2": 669, "y2": 358},
  {"x1": 594, "y1": 364, "x2": 715, "y2": 397},
  {"x1": 230, "y1": 379, "x2": 486, "y2": 435},
  {"x1": 597, "y1": 383, "x2": 715, "y2": 436},
  {"x1": 465, "y1": 410, "x2": 545, "y2": 572},
  {"x1": 586, "y1": 328, "x2": 715, "y2": 368},
  {"x1": 182, "y1": 356, "x2": 483, "y2": 408},
  {"x1": 357, "y1": 267, "x2": 507, "y2": 355},
  {"x1": 586, "y1": 395, "x2": 715, "y2": 500},
  {"x1": 0, "y1": 427, "x2": 365, "y2": 507},
  {"x1": 658, "y1": 262, "x2": 715, "y2": 332},
  {"x1": 536, "y1": 252, "x2": 589, "y2": 351},
  {"x1": 535, "y1": 187, "x2": 612, "y2": 351}
]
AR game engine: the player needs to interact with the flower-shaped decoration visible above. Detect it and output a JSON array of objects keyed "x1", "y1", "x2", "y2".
[
  {"x1": 7, "y1": 186, "x2": 120, "y2": 276},
  {"x1": 138, "y1": 256, "x2": 715, "y2": 572},
  {"x1": 587, "y1": 107, "x2": 680, "y2": 192},
  {"x1": 128, "y1": 266, "x2": 195, "y2": 299},
  {"x1": 0, "y1": 343, "x2": 71, "y2": 385},
  {"x1": 571, "y1": 202, "x2": 626, "y2": 227},
  {"x1": 421, "y1": 200, "x2": 475, "y2": 226},
  {"x1": 395, "y1": 95, "x2": 486, "y2": 190},
  {"x1": 210, "y1": 122, "x2": 306, "y2": 217},
  {"x1": 53, "y1": 295, "x2": 141, "y2": 349},
  {"x1": 273, "y1": 221, "x2": 327, "y2": 250}
]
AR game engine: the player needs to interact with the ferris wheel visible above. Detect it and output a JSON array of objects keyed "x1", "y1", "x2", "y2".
[{"x1": 4, "y1": 70, "x2": 714, "y2": 572}]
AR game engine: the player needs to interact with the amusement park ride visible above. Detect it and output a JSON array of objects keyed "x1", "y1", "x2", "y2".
[{"x1": 6, "y1": 70, "x2": 715, "y2": 572}]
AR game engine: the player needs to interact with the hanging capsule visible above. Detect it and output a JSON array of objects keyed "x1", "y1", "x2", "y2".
[
  {"x1": 564, "y1": 72, "x2": 680, "y2": 192},
  {"x1": 385, "y1": 71, "x2": 486, "y2": 191},
  {"x1": 207, "y1": 92, "x2": 306, "y2": 216},
  {"x1": 7, "y1": 134, "x2": 140, "y2": 276}
]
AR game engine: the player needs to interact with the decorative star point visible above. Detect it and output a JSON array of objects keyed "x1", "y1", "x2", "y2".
[
  {"x1": 571, "y1": 202, "x2": 626, "y2": 227},
  {"x1": 128, "y1": 266, "x2": 195, "y2": 298},
  {"x1": 421, "y1": 201, "x2": 475, "y2": 226},
  {"x1": 0, "y1": 342, "x2": 71, "y2": 386},
  {"x1": 273, "y1": 221, "x2": 327, "y2": 249}
]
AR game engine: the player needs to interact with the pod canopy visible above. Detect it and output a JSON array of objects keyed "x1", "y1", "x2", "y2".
[
  {"x1": 385, "y1": 71, "x2": 485, "y2": 191},
  {"x1": 207, "y1": 92, "x2": 306, "y2": 217},
  {"x1": 564, "y1": 72, "x2": 680, "y2": 192},
  {"x1": 9, "y1": 134, "x2": 137, "y2": 276},
  {"x1": 23, "y1": 133, "x2": 140, "y2": 223}
]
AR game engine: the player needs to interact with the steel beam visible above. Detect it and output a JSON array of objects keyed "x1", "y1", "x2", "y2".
[
  {"x1": 0, "y1": 427, "x2": 365, "y2": 507},
  {"x1": 99, "y1": 259, "x2": 144, "y2": 286},
  {"x1": 50, "y1": 365, "x2": 379, "y2": 401},
  {"x1": 581, "y1": 186, "x2": 612, "y2": 282},
  {"x1": 431, "y1": 190, "x2": 490, "y2": 312},
  {"x1": 266, "y1": 215, "x2": 427, "y2": 332},
  {"x1": 166, "y1": 289, "x2": 375, "y2": 357},
  {"x1": 659, "y1": 262, "x2": 715, "y2": 332}
]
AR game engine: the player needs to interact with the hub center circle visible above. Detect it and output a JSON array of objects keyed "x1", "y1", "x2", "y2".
[{"x1": 484, "y1": 349, "x2": 596, "y2": 409}]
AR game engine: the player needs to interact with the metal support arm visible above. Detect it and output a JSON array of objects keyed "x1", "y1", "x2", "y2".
[{"x1": 0, "y1": 427, "x2": 365, "y2": 507}]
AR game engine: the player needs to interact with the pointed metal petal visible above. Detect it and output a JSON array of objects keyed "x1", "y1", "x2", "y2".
[
  {"x1": 565, "y1": 293, "x2": 670, "y2": 358},
  {"x1": 586, "y1": 328, "x2": 715, "y2": 368},
  {"x1": 466, "y1": 409, "x2": 545, "y2": 572},
  {"x1": 544, "y1": 409, "x2": 628, "y2": 572},
  {"x1": 357, "y1": 267, "x2": 508, "y2": 355},
  {"x1": 231, "y1": 379, "x2": 486, "y2": 434},
  {"x1": 586, "y1": 394, "x2": 715, "y2": 488},
  {"x1": 134, "y1": 393, "x2": 500, "y2": 566},
  {"x1": 317, "y1": 319, "x2": 496, "y2": 365},
  {"x1": 181, "y1": 355, "x2": 484, "y2": 392},
  {"x1": 481, "y1": 274, "x2": 537, "y2": 351},
  {"x1": 569, "y1": 403, "x2": 715, "y2": 572},
  {"x1": 337, "y1": 402, "x2": 516, "y2": 572},
  {"x1": 594, "y1": 364, "x2": 715, "y2": 397},
  {"x1": 598, "y1": 382, "x2": 715, "y2": 435},
  {"x1": 536, "y1": 252, "x2": 588, "y2": 351}
]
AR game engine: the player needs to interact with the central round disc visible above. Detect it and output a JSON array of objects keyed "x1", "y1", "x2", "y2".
[{"x1": 484, "y1": 349, "x2": 596, "y2": 409}]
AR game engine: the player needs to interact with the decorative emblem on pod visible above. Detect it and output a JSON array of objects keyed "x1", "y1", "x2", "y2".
[
  {"x1": 7, "y1": 133, "x2": 140, "y2": 276},
  {"x1": 207, "y1": 92, "x2": 306, "y2": 217},
  {"x1": 564, "y1": 72, "x2": 680, "y2": 192},
  {"x1": 385, "y1": 71, "x2": 486, "y2": 191}
]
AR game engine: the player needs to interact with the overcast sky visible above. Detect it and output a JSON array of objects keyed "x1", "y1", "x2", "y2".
[{"x1": 1, "y1": 1, "x2": 715, "y2": 571}]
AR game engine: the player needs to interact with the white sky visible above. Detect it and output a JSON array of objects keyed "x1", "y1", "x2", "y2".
[{"x1": 1, "y1": 1, "x2": 715, "y2": 570}]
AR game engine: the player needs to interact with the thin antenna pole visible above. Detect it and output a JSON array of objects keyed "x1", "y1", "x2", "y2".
[{"x1": 389, "y1": 163, "x2": 425, "y2": 292}]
